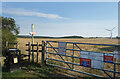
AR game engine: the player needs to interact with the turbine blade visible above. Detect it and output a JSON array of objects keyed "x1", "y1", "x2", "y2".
[
  {"x1": 111, "y1": 26, "x2": 116, "y2": 30},
  {"x1": 105, "y1": 29, "x2": 111, "y2": 31}
]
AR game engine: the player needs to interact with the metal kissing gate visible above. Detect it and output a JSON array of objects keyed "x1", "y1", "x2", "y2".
[{"x1": 46, "y1": 41, "x2": 120, "y2": 78}]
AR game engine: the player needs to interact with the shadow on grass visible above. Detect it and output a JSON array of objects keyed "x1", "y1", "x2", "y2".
[
  {"x1": 98, "y1": 46, "x2": 116, "y2": 52},
  {"x1": 2, "y1": 61, "x2": 105, "y2": 79},
  {"x1": 2, "y1": 61, "x2": 76, "y2": 78},
  {"x1": 21, "y1": 61, "x2": 74, "y2": 78}
]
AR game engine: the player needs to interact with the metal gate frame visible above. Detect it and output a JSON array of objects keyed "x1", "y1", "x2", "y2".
[{"x1": 46, "y1": 41, "x2": 120, "y2": 79}]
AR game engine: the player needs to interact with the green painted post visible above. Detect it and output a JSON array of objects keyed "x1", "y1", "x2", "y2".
[
  {"x1": 37, "y1": 42, "x2": 39, "y2": 63},
  {"x1": 42, "y1": 41, "x2": 45, "y2": 65}
]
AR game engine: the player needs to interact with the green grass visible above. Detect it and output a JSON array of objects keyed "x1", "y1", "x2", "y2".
[
  {"x1": 2, "y1": 61, "x2": 56, "y2": 78},
  {"x1": 2, "y1": 70, "x2": 30, "y2": 77},
  {"x1": 2, "y1": 55, "x2": 119, "y2": 78},
  {"x1": 2, "y1": 60, "x2": 91, "y2": 78},
  {"x1": 2, "y1": 61, "x2": 72, "y2": 78},
  {"x1": 2, "y1": 59, "x2": 114, "y2": 79}
]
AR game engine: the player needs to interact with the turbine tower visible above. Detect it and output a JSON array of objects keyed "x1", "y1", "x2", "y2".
[{"x1": 105, "y1": 27, "x2": 116, "y2": 39}]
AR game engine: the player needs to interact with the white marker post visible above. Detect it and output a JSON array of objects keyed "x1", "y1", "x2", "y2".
[
  {"x1": 30, "y1": 24, "x2": 36, "y2": 63},
  {"x1": 29, "y1": 24, "x2": 36, "y2": 44},
  {"x1": 32, "y1": 24, "x2": 34, "y2": 44}
]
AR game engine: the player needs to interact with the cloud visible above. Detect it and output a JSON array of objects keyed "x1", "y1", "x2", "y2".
[{"x1": 2, "y1": 8, "x2": 69, "y2": 19}]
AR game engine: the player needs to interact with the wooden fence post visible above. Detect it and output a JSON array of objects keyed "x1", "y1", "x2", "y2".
[
  {"x1": 6, "y1": 41, "x2": 8, "y2": 49},
  {"x1": 37, "y1": 42, "x2": 39, "y2": 63},
  {"x1": 32, "y1": 44, "x2": 34, "y2": 63},
  {"x1": 16, "y1": 43, "x2": 18, "y2": 49},
  {"x1": 28, "y1": 42, "x2": 31, "y2": 62},
  {"x1": 42, "y1": 41, "x2": 45, "y2": 65}
]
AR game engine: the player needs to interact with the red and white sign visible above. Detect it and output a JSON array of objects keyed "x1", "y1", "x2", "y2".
[{"x1": 104, "y1": 53, "x2": 114, "y2": 63}]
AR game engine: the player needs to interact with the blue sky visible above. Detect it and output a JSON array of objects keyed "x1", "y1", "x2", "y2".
[{"x1": 2, "y1": 2, "x2": 118, "y2": 37}]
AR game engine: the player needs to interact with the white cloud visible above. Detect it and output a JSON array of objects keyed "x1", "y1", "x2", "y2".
[{"x1": 2, "y1": 8, "x2": 69, "y2": 19}]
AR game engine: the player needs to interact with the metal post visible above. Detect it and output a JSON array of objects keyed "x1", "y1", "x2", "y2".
[
  {"x1": 37, "y1": 42, "x2": 39, "y2": 63},
  {"x1": 32, "y1": 24, "x2": 34, "y2": 44},
  {"x1": 42, "y1": 41, "x2": 45, "y2": 65},
  {"x1": 28, "y1": 42, "x2": 31, "y2": 62},
  {"x1": 114, "y1": 58, "x2": 116, "y2": 79},
  {"x1": 113, "y1": 46, "x2": 118, "y2": 79},
  {"x1": 72, "y1": 43, "x2": 74, "y2": 69}
]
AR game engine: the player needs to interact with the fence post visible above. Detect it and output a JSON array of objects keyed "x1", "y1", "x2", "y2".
[
  {"x1": 6, "y1": 41, "x2": 8, "y2": 49},
  {"x1": 114, "y1": 58, "x2": 116, "y2": 79},
  {"x1": 28, "y1": 42, "x2": 31, "y2": 62},
  {"x1": 72, "y1": 43, "x2": 74, "y2": 69},
  {"x1": 32, "y1": 44, "x2": 34, "y2": 63},
  {"x1": 16, "y1": 43, "x2": 18, "y2": 49},
  {"x1": 37, "y1": 42, "x2": 39, "y2": 63},
  {"x1": 113, "y1": 46, "x2": 119, "y2": 79},
  {"x1": 42, "y1": 40, "x2": 45, "y2": 65}
]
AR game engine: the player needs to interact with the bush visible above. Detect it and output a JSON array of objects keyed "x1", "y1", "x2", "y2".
[{"x1": 2, "y1": 16, "x2": 20, "y2": 56}]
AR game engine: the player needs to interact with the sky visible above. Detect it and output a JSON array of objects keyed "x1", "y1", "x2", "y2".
[{"x1": 2, "y1": 2, "x2": 118, "y2": 37}]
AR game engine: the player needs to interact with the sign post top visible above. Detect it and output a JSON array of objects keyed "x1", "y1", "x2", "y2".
[{"x1": 29, "y1": 32, "x2": 36, "y2": 35}]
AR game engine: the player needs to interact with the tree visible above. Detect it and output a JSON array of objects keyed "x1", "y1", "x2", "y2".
[{"x1": 2, "y1": 16, "x2": 20, "y2": 56}]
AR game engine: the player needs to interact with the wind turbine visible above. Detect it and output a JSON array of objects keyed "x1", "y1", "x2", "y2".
[{"x1": 105, "y1": 27, "x2": 116, "y2": 39}]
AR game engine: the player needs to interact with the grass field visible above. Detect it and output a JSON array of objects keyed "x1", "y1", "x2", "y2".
[
  {"x1": 17, "y1": 38, "x2": 119, "y2": 53},
  {"x1": 2, "y1": 38, "x2": 120, "y2": 78}
]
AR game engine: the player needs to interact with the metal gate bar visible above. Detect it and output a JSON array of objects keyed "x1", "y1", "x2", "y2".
[
  {"x1": 48, "y1": 63, "x2": 103, "y2": 78},
  {"x1": 47, "y1": 42, "x2": 71, "y2": 69},
  {"x1": 46, "y1": 53, "x2": 120, "y2": 74}
]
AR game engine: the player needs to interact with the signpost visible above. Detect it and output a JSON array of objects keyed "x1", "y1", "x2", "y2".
[
  {"x1": 29, "y1": 24, "x2": 36, "y2": 62},
  {"x1": 29, "y1": 32, "x2": 36, "y2": 35},
  {"x1": 29, "y1": 24, "x2": 36, "y2": 44},
  {"x1": 32, "y1": 24, "x2": 34, "y2": 44}
]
